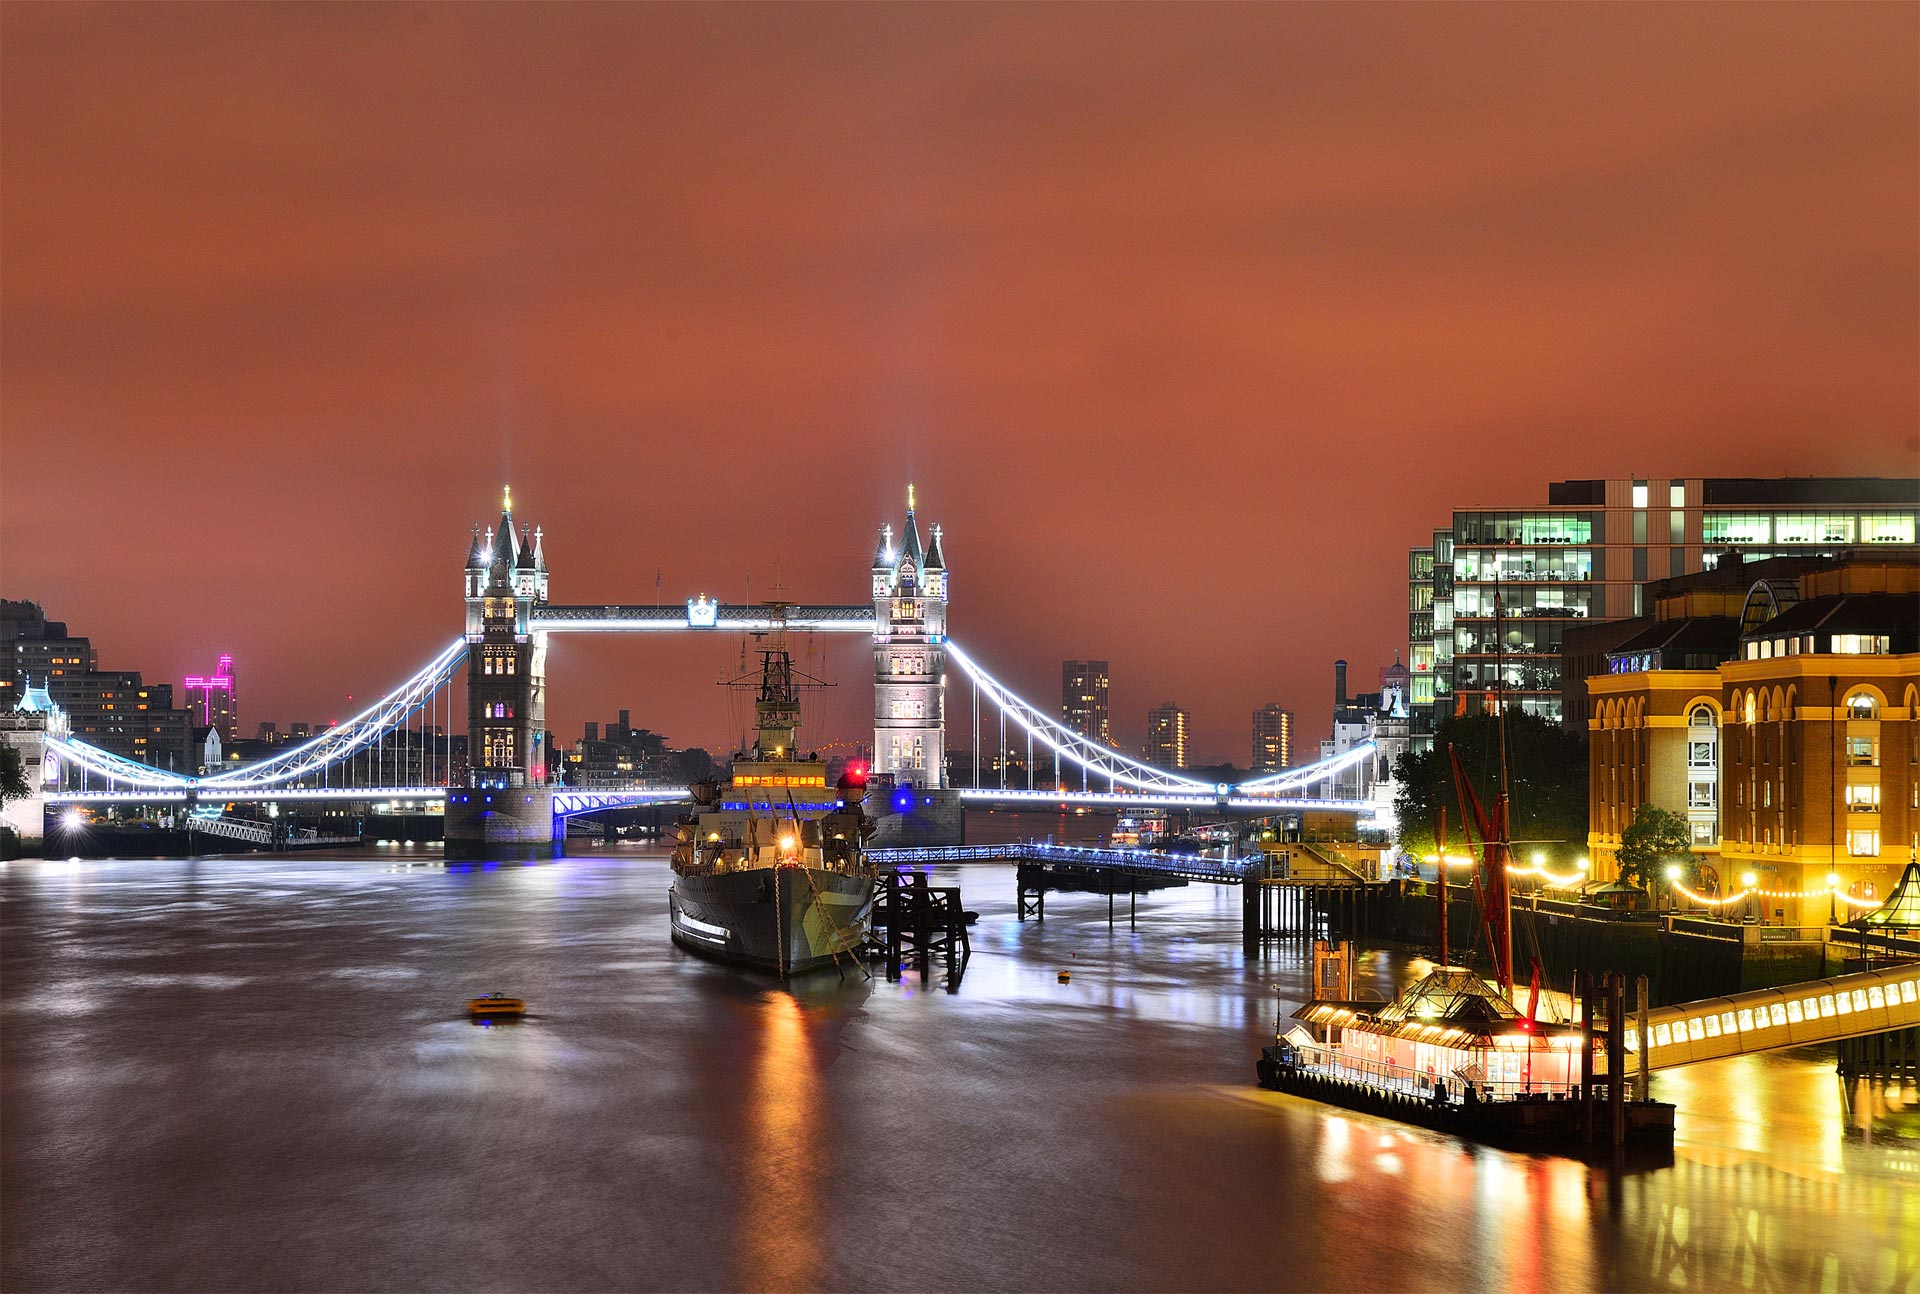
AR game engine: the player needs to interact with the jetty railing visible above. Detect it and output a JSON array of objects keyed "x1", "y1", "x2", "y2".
[{"x1": 868, "y1": 841, "x2": 1263, "y2": 883}]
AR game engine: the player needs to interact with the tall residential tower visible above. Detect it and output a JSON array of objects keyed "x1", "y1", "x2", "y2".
[
  {"x1": 1145, "y1": 702, "x2": 1190, "y2": 770},
  {"x1": 1062, "y1": 660, "x2": 1111, "y2": 745},
  {"x1": 1252, "y1": 704, "x2": 1293, "y2": 773}
]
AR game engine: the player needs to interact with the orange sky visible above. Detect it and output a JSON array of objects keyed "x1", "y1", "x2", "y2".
[{"x1": 3, "y1": 2, "x2": 1915, "y2": 763}]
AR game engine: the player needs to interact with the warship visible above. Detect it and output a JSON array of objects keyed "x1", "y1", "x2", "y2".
[{"x1": 668, "y1": 611, "x2": 877, "y2": 976}]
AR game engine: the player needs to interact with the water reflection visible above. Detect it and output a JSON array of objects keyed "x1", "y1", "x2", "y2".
[
  {"x1": 742, "y1": 994, "x2": 822, "y2": 1292},
  {"x1": 2, "y1": 850, "x2": 1916, "y2": 1293}
]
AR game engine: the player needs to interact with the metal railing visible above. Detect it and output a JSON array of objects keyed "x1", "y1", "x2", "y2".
[
  {"x1": 868, "y1": 840, "x2": 1264, "y2": 881},
  {"x1": 186, "y1": 816, "x2": 275, "y2": 845}
]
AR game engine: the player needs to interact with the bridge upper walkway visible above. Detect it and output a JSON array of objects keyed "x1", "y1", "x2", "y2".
[{"x1": 1608, "y1": 962, "x2": 1920, "y2": 1072}]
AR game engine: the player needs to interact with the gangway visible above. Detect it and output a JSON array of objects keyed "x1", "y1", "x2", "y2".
[
  {"x1": 1284, "y1": 842, "x2": 1374, "y2": 885},
  {"x1": 1612, "y1": 962, "x2": 1920, "y2": 1072}
]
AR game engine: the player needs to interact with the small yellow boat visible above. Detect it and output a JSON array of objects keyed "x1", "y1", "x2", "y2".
[{"x1": 468, "y1": 993, "x2": 527, "y2": 1018}]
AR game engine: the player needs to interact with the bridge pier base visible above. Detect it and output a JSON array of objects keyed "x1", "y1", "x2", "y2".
[
  {"x1": 445, "y1": 788, "x2": 562, "y2": 861},
  {"x1": 870, "y1": 788, "x2": 966, "y2": 847}
]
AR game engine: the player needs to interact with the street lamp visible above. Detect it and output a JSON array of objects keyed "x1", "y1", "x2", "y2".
[
  {"x1": 1741, "y1": 870, "x2": 1759, "y2": 924},
  {"x1": 1664, "y1": 862, "x2": 1683, "y2": 913},
  {"x1": 1826, "y1": 872, "x2": 1841, "y2": 926}
]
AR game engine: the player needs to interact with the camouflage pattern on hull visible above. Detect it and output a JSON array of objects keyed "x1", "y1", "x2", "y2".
[{"x1": 670, "y1": 865, "x2": 875, "y2": 977}]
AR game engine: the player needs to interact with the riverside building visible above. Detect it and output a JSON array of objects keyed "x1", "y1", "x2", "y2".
[
  {"x1": 1586, "y1": 551, "x2": 1919, "y2": 925},
  {"x1": 1408, "y1": 476, "x2": 1919, "y2": 750}
]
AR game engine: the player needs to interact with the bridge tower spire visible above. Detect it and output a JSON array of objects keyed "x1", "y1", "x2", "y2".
[{"x1": 871, "y1": 485, "x2": 947, "y2": 791}]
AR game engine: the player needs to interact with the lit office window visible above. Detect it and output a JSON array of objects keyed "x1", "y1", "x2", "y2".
[{"x1": 1845, "y1": 785, "x2": 1880, "y2": 812}]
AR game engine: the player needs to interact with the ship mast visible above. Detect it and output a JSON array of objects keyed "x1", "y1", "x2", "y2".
[
  {"x1": 1492, "y1": 565, "x2": 1513, "y2": 994},
  {"x1": 753, "y1": 605, "x2": 801, "y2": 759}
]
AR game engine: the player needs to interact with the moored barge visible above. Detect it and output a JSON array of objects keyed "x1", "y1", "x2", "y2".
[{"x1": 1257, "y1": 966, "x2": 1674, "y2": 1152}]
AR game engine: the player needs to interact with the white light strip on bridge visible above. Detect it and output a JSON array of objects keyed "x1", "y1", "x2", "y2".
[
  {"x1": 944, "y1": 639, "x2": 1376, "y2": 797},
  {"x1": 46, "y1": 738, "x2": 198, "y2": 789},
  {"x1": 958, "y1": 787, "x2": 1375, "y2": 813},
  {"x1": 201, "y1": 637, "x2": 468, "y2": 787},
  {"x1": 1235, "y1": 739, "x2": 1378, "y2": 791},
  {"x1": 49, "y1": 787, "x2": 450, "y2": 804},
  {"x1": 944, "y1": 640, "x2": 1216, "y2": 792},
  {"x1": 47, "y1": 638, "x2": 468, "y2": 794}
]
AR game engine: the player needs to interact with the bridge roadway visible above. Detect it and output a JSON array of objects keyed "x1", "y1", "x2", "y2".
[
  {"x1": 1609, "y1": 961, "x2": 1920, "y2": 1073},
  {"x1": 49, "y1": 784, "x2": 1371, "y2": 815},
  {"x1": 960, "y1": 787, "x2": 1374, "y2": 813}
]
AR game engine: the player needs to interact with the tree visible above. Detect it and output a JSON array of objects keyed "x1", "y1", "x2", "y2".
[
  {"x1": 0, "y1": 744, "x2": 29, "y2": 806},
  {"x1": 1616, "y1": 804, "x2": 1696, "y2": 894},
  {"x1": 1392, "y1": 713, "x2": 1588, "y2": 866}
]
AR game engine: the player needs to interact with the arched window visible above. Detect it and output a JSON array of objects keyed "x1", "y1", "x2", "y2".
[
  {"x1": 1846, "y1": 692, "x2": 1878, "y2": 720},
  {"x1": 1743, "y1": 692, "x2": 1757, "y2": 725}
]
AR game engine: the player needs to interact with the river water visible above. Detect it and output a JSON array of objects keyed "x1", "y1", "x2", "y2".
[{"x1": 3, "y1": 846, "x2": 1915, "y2": 1292}]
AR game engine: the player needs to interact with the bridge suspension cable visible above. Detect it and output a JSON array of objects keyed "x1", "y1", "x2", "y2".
[
  {"x1": 944, "y1": 639, "x2": 1379, "y2": 798},
  {"x1": 49, "y1": 638, "x2": 468, "y2": 794},
  {"x1": 944, "y1": 640, "x2": 1215, "y2": 792},
  {"x1": 1235, "y1": 739, "x2": 1378, "y2": 793}
]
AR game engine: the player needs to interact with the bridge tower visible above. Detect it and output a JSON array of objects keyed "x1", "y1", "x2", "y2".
[
  {"x1": 869, "y1": 487, "x2": 964, "y2": 844},
  {"x1": 871, "y1": 485, "x2": 947, "y2": 789},
  {"x1": 446, "y1": 488, "x2": 558, "y2": 859}
]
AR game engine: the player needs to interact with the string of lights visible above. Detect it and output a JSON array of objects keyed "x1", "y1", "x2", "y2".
[
  {"x1": 1671, "y1": 877, "x2": 1881, "y2": 908},
  {"x1": 1506, "y1": 862, "x2": 1590, "y2": 889}
]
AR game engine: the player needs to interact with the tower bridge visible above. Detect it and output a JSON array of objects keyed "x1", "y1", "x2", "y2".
[{"x1": 40, "y1": 487, "x2": 1380, "y2": 856}]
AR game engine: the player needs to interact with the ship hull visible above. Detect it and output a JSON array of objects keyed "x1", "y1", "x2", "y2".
[{"x1": 670, "y1": 866, "x2": 876, "y2": 977}]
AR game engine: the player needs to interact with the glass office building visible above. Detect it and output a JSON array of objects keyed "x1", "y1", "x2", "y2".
[{"x1": 1407, "y1": 477, "x2": 1918, "y2": 749}]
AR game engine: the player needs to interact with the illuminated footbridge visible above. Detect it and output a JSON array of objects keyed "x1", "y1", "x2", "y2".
[{"x1": 1612, "y1": 962, "x2": 1920, "y2": 1073}]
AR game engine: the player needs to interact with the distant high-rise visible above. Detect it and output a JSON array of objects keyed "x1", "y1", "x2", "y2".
[
  {"x1": 1062, "y1": 660, "x2": 1111, "y2": 745},
  {"x1": 184, "y1": 653, "x2": 238, "y2": 741},
  {"x1": 1251, "y1": 704, "x2": 1293, "y2": 773},
  {"x1": 0, "y1": 599, "x2": 191, "y2": 770},
  {"x1": 1145, "y1": 702, "x2": 1189, "y2": 770}
]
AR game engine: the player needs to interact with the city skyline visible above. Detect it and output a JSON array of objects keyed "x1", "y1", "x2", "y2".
[{"x1": 3, "y1": 4, "x2": 1915, "y2": 763}]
